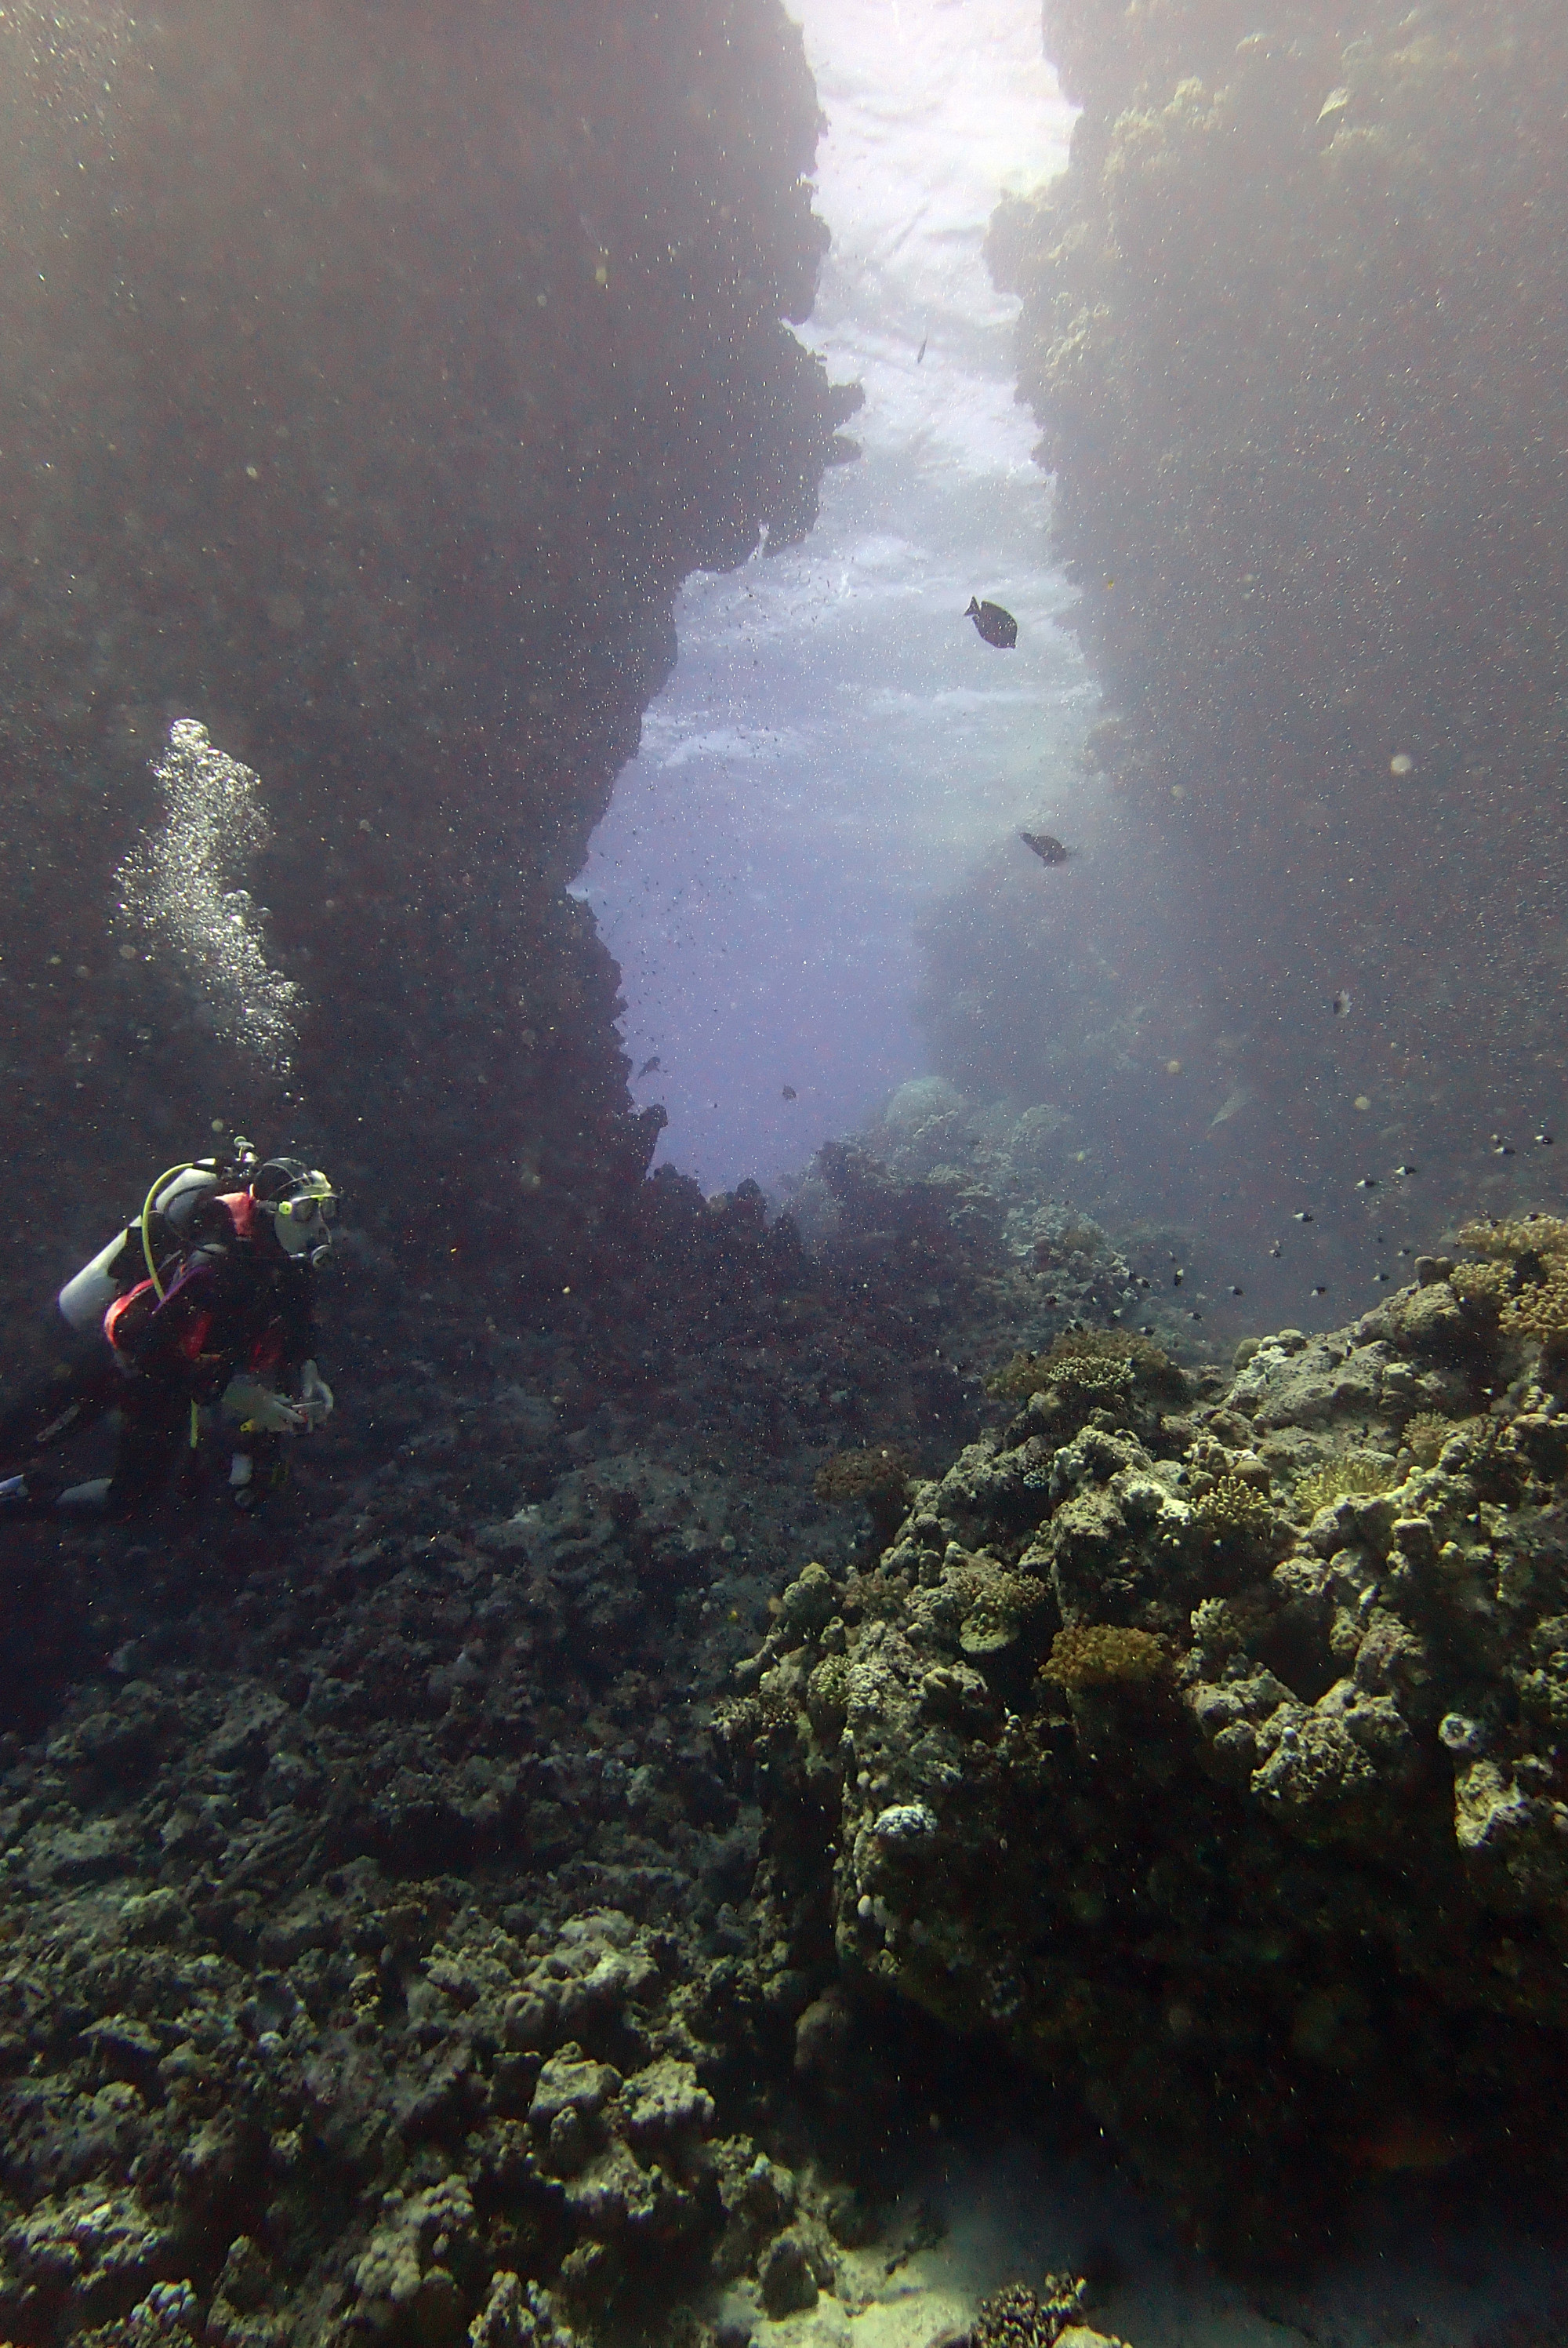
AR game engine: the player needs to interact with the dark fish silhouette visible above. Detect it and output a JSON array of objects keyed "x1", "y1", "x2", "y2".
[
  {"x1": 966, "y1": 596, "x2": 1017, "y2": 649},
  {"x1": 637, "y1": 1055, "x2": 661, "y2": 1077},
  {"x1": 916, "y1": 336, "x2": 927, "y2": 365},
  {"x1": 782, "y1": 1085, "x2": 797, "y2": 1100},
  {"x1": 1332, "y1": 990, "x2": 1352, "y2": 1016},
  {"x1": 1021, "y1": 831, "x2": 1069, "y2": 867}
]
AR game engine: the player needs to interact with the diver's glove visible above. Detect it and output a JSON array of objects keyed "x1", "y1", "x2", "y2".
[
  {"x1": 220, "y1": 1376, "x2": 306, "y2": 1434},
  {"x1": 297, "y1": 1359, "x2": 335, "y2": 1430}
]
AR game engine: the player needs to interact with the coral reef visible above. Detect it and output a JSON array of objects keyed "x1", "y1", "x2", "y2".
[{"x1": 737, "y1": 1255, "x2": 1568, "y2": 2257}]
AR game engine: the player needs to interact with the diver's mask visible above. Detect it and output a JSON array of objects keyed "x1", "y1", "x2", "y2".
[{"x1": 269, "y1": 1176, "x2": 337, "y2": 1264}]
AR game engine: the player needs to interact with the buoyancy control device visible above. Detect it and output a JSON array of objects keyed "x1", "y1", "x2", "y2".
[{"x1": 56, "y1": 1139, "x2": 260, "y2": 1333}]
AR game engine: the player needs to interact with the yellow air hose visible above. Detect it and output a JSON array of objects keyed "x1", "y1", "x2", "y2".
[{"x1": 140, "y1": 1161, "x2": 194, "y2": 1296}]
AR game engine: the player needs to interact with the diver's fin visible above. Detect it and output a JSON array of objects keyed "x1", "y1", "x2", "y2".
[{"x1": 57, "y1": 1477, "x2": 113, "y2": 1513}]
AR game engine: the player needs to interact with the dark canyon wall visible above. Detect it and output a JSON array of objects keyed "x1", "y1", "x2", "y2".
[
  {"x1": 0, "y1": 0, "x2": 853, "y2": 1320},
  {"x1": 938, "y1": 1, "x2": 1568, "y2": 1240}
]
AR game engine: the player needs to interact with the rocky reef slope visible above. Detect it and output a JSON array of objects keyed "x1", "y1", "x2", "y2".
[{"x1": 0, "y1": 0, "x2": 855, "y2": 1325}]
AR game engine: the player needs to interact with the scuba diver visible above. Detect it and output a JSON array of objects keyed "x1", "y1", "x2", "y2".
[{"x1": 0, "y1": 1139, "x2": 337, "y2": 1520}]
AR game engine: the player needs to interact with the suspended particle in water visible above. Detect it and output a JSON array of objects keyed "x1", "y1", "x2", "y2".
[{"x1": 1389, "y1": 752, "x2": 1414, "y2": 775}]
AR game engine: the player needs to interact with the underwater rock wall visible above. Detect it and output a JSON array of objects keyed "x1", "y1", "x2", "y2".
[
  {"x1": 0, "y1": 0, "x2": 853, "y2": 1303},
  {"x1": 965, "y1": 0, "x2": 1568, "y2": 1197}
]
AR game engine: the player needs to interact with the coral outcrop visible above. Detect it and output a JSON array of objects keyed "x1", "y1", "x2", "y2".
[{"x1": 737, "y1": 1237, "x2": 1568, "y2": 2255}]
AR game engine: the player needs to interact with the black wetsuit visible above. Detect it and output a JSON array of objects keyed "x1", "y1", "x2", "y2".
[{"x1": 0, "y1": 1203, "x2": 317, "y2": 1519}]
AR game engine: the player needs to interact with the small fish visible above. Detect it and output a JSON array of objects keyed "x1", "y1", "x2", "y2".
[
  {"x1": 1021, "y1": 831, "x2": 1070, "y2": 867},
  {"x1": 782, "y1": 1085, "x2": 797, "y2": 1100},
  {"x1": 1172, "y1": 1269, "x2": 1184, "y2": 1287},
  {"x1": 1493, "y1": 1139, "x2": 1515, "y2": 1158},
  {"x1": 916, "y1": 335, "x2": 927, "y2": 365},
  {"x1": 1294, "y1": 1210, "x2": 1315, "y2": 1223},
  {"x1": 1229, "y1": 1285, "x2": 1244, "y2": 1296},
  {"x1": 1209, "y1": 1085, "x2": 1253, "y2": 1129},
  {"x1": 1332, "y1": 990, "x2": 1353, "y2": 1016},
  {"x1": 1537, "y1": 1132, "x2": 1555, "y2": 1147},
  {"x1": 1354, "y1": 1176, "x2": 1379, "y2": 1190},
  {"x1": 965, "y1": 596, "x2": 1018, "y2": 649},
  {"x1": 1373, "y1": 1270, "x2": 1391, "y2": 1283},
  {"x1": 1189, "y1": 1310, "x2": 1203, "y2": 1322},
  {"x1": 1268, "y1": 1244, "x2": 1282, "y2": 1258},
  {"x1": 1392, "y1": 1162, "x2": 1418, "y2": 1176},
  {"x1": 1312, "y1": 1284, "x2": 1328, "y2": 1296},
  {"x1": 637, "y1": 1055, "x2": 661, "y2": 1077}
]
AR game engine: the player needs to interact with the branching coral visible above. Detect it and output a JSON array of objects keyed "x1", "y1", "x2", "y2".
[
  {"x1": 1450, "y1": 1260, "x2": 1509, "y2": 1310},
  {"x1": 1456, "y1": 1216, "x2": 1568, "y2": 1263},
  {"x1": 1041, "y1": 1623, "x2": 1167, "y2": 1690},
  {"x1": 949, "y1": 1563, "x2": 1050, "y2": 1654},
  {"x1": 1294, "y1": 1454, "x2": 1398, "y2": 1516},
  {"x1": 988, "y1": 1328, "x2": 1174, "y2": 1400},
  {"x1": 1501, "y1": 1270, "x2": 1568, "y2": 1346},
  {"x1": 1193, "y1": 1474, "x2": 1276, "y2": 1547},
  {"x1": 814, "y1": 1447, "x2": 913, "y2": 1532},
  {"x1": 1454, "y1": 1218, "x2": 1568, "y2": 1347}
]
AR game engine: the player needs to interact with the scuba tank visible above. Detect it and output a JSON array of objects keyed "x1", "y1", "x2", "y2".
[{"x1": 56, "y1": 1139, "x2": 260, "y2": 1332}]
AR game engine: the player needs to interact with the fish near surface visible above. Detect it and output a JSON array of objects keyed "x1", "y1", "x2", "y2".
[
  {"x1": 1021, "y1": 831, "x2": 1069, "y2": 867},
  {"x1": 966, "y1": 596, "x2": 1017, "y2": 649}
]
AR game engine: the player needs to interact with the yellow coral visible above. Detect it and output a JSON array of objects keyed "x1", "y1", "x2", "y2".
[
  {"x1": 1193, "y1": 1474, "x2": 1275, "y2": 1543},
  {"x1": 1450, "y1": 1259, "x2": 1508, "y2": 1309},
  {"x1": 1456, "y1": 1216, "x2": 1568, "y2": 1263},
  {"x1": 1041, "y1": 1623, "x2": 1167, "y2": 1689},
  {"x1": 1294, "y1": 1454, "x2": 1397, "y2": 1515},
  {"x1": 1501, "y1": 1269, "x2": 1568, "y2": 1343},
  {"x1": 988, "y1": 1328, "x2": 1173, "y2": 1400}
]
